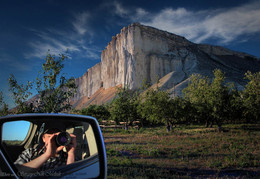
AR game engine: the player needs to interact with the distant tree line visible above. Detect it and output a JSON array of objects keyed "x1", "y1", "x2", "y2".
[{"x1": 76, "y1": 69, "x2": 260, "y2": 132}]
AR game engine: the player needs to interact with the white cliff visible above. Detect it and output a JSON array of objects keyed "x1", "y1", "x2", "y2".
[{"x1": 72, "y1": 23, "x2": 260, "y2": 107}]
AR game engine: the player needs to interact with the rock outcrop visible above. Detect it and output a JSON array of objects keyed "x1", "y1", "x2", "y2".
[{"x1": 72, "y1": 23, "x2": 260, "y2": 109}]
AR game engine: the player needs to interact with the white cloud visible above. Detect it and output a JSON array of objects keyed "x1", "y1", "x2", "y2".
[
  {"x1": 25, "y1": 25, "x2": 101, "y2": 61},
  {"x1": 72, "y1": 12, "x2": 90, "y2": 35},
  {"x1": 81, "y1": 46, "x2": 101, "y2": 60},
  {"x1": 116, "y1": 1, "x2": 260, "y2": 44},
  {"x1": 106, "y1": 1, "x2": 148, "y2": 21},
  {"x1": 132, "y1": 8, "x2": 150, "y2": 21},
  {"x1": 199, "y1": 2, "x2": 260, "y2": 43},
  {"x1": 25, "y1": 41, "x2": 71, "y2": 59},
  {"x1": 24, "y1": 32, "x2": 80, "y2": 59},
  {"x1": 111, "y1": 1, "x2": 129, "y2": 18}
]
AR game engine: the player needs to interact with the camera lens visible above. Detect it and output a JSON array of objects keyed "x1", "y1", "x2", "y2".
[{"x1": 56, "y1": 132, "x2": 71, "y2": 146}]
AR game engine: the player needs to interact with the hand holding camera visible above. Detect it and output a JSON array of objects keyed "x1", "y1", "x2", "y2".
[
  {"x1": 44, "y1": 132, "x2": 76, "y2": 159},
  {"x1": 56, "y1": 132, "x2": 72, "y2": 146}
]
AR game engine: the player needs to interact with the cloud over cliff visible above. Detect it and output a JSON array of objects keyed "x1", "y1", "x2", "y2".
[{"x1": 112, "y1": 1, "x2": 260, "y2": 44}]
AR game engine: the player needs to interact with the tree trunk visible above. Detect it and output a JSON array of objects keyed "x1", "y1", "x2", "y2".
[
  {"x1": 124, "y1": 123, "x2": 128, "y2": 130},
  {"x1": 167, "y1": 125, "x2": 171, "y2": 132},
  {"x1": 167, "y1": 121, "x2": 174, "y2": 132},
  {"x1": 205, "y1": 120, "x2": 209, "y2": 128},
  {"x1": 217, "y1": 122, "x2": 222, "y2": 132},
  {"x1": 210, "y1": 121, "x2": 213, "y2": 128}
]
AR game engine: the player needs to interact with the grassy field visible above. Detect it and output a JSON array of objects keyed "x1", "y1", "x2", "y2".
[{"x1": 103, "y1": 124, "x2": 260, "y2": 178}]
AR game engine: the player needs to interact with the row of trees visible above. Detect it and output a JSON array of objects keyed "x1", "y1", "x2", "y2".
[{"x1": 77, "y1": 69, "x2": 259, "y2": 132}]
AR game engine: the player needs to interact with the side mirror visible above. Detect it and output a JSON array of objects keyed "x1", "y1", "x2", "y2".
[{"x1": 0, "y1": 113, "x2": 107, "y2": 178}]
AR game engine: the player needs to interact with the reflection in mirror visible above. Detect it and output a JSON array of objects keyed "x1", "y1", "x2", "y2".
[
  {"x1": 1, "y1": 118, "x2": 99, "y2": 177},
  {"x1": 2, "y1": 121, "x2": 31, "y2": 145}
]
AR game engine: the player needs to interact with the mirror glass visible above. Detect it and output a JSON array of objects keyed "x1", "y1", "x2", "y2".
[
  {"x1": 2, "y1": 121, "x2": 31, "y2": 145},
  {"x1": 1, "y1": 118, "x2": 100, "y2": 178}
]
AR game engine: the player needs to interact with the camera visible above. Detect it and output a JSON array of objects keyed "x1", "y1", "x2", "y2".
[{"x1": 55, "y1": 132, "x2": 71, "y2": 146}]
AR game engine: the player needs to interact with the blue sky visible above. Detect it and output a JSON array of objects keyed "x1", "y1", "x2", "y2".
[
  {"x1": 2, "y1": 120, "x2": 31, "y2": 140},
  {"x1": 1, "y1": 0, "x2": 260, "y2": 108}
]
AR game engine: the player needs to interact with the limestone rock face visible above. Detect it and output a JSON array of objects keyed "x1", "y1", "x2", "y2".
[
  {"x1": 72, "y1": 23, "x2": 260, "y2": 107},
  {"x1": 74, "y1": 72, "x2": 88, "y2": 101},
  {"x1": 101, "y1": 25, "x2": 135, "y2": 90}
]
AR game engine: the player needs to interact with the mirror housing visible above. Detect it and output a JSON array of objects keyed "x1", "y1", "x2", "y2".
[{"x1": 0, "y1": 113, "x2": 107, "y2": 178}]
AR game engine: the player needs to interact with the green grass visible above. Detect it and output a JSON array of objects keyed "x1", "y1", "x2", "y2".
[{"x1": 103, "y1": 124, "x2": 260, "y2": 178}]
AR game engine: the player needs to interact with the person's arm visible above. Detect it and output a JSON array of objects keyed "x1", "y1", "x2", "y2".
[
  {"x1": 17, "y1": 134, "x2": 64, "y2": 172},
  {"x1": 66, "y1": 134, "x2": 77, "y2": 165},
  {"x1": 20, "y1": 151, "x2": 50, "y2": 172}
]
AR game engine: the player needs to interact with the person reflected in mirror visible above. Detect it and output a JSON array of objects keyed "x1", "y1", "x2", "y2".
[{"x1": 14, "y1": 128, "x2": 77, "y2": 173}]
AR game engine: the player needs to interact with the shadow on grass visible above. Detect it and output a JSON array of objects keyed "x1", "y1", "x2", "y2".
[
  {"x1": 104, "y1": 136, "x2": 129, "y2": 139},
  {"x1": 105, "y1": 141, "x2": 148, "y2": 145},
  {"x1": 108, "y1": 163, "x2": 260, "y2": 179},
  {"x1": 230, "y1": 124, "x2": 260, "y2": 131},
  {"x1": 241, "y1": 125, "x2": 260, "y2": 131},
  {"x1": 112, "y1": 148, "x2": 236, "y2": 160}
]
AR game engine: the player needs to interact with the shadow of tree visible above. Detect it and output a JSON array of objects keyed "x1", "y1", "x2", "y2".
[{"x1": 108, "y1": 163, "x2": 260, "y2": 179}]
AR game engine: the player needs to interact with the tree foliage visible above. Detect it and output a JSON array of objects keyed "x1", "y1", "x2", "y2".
[
  {"x1": 183, "y1": 69, "x2": 234, "y2": 131},
  {"x1": 169, "y1": 97, "x2": 193, "y2": 125},
  {"x1": 182, "y1": 73, "x2": 212, "y2": 126},
  {"x1": 106, "y1": 69, "x2": 260, "y2": 130},
  {"x1": 8, "y1": 51, "x2": 76, "y2": 114},
  {"x1": 0, "y1": 91, "x2": 9, "y2": 116},
  {"x1": 8, "y1": 74, "x2": 33, "y2": 113},
  {"x1": 35, "y1": 52, "x2": 76, "y2": 113},
  {"x1": 110, "y1": 87, "x2": 139, "y2": 130},
  {"x1": 138, "y1": 87, "x2": 172, "y2": 130},
  {"x1": 228, "y1": 88, "x2": 244, "y2": 123},
  {"x1": 80, "y1": 104, "x2": 110, "y2": 123},
  {"x1": 242, "y1": 71, "x2": 260, "y2": 122},
  {"x1": 208, "y1": 69, "x2": 231, "y2": 131}
]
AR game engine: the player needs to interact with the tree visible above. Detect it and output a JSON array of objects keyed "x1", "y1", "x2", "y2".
[
  {"x1": 183, "y1": 69, "x2": 232, "y2": 131},
  {"x1": 0, "y1": 91, "x2": 9, "y2": 116},
  {"x1": 169, "y1": 97, "x2": 195, "y2": 126},
  {"x1": 242, "y1": 71, "x2": 260, "y2": 123},
  {"x1": 80, "y1": 104, "x2": 110, "y2": 123},
  {"x1": 8, "y1": 51, "x2": 76, "y2": 114},
  {"x1": 229, "y1": 87, "x2": 244, "y2": 123},
  {"x1": 138, "y1": 87, "x2": 174, "y2": 131},
  {"x1": 182, "y1": 74, "x2": 212, "y2": 126},
  {"x1": 35, "y1": 51, "x2": 76, "y2": 113},
  {"x1": 110, "y1": 87, "x2": 139, "y2": 130},
  {"x1": 8, "y1": 74, "x2": 33, "y2": 113},
  {"x1": 208, "y1": 69, "x2": 231, "y2": 131}
]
